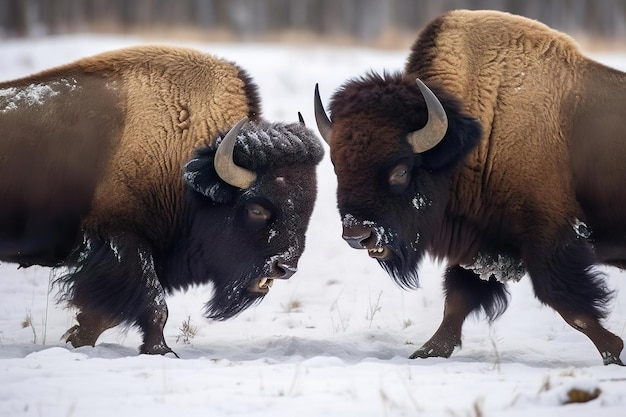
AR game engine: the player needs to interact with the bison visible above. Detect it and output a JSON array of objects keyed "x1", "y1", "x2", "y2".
[
  {"x1": 314, "y1": 10, "x2": 625, "y2": 365},
  {"x1": 0, "y1": 45, "x2": 324, "y2": 355}
]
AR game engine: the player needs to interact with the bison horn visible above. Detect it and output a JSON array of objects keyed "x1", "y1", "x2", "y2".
[
  {"x1": 407, "y1": 79, "x2": 448, "y2": 153},
  {"x1": 214, "y1": 118, "x2": 257, "y2": 189},
  {"x1": 314, "y1": 83, "x2": 332, "y2": 145},
  {"x1": 298, "y1": 111, "x2": 305, "y2": 125}
]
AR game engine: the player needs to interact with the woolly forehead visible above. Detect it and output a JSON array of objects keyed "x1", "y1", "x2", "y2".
[
  {"x1": 327, "y1": 73, "x2": 423, "y2": 177},
  {"x1": 328, "y1": 71, "x2": 429, "y2": 131},
  {"x1": 214, "y1": 120, "x2": 324, "y2": 171}
]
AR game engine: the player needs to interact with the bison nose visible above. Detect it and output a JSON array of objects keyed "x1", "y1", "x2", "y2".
[
  {"x1": 272, "y1": 258, "x2": 297, "y2": 280},
  {"x1": 342, "y1": 226, "x2": 372, "y2": 249}
]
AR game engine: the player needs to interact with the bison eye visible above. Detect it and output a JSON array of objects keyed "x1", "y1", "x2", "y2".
[
  {"x1": 245, "y1": 202, "x2": 274, "y2": 230},
  {"x1": 388, "y1": 163, "x2": 411, "y2": 194}
]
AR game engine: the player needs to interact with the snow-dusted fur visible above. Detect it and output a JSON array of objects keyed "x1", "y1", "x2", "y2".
[
  {"x1": 324, "y1": 10, "x2": 626, "y2": 365},
  {"x1": 0, "y1": 45, "x2": 323, "y2": 356}
]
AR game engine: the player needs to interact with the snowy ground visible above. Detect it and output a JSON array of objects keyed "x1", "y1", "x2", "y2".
[{"x1": 1, "y1": 35, "x2": 625, "y2": 417}]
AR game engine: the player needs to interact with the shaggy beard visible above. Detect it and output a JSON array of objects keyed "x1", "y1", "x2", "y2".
[
  {"x1": 377, "y1": 241, "x2": 424, "y2": 291},
  {"x1": 204, "y1": 275, "x2": 266, "y2": 320}
]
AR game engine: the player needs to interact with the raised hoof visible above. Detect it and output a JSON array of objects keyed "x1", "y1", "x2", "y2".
[{"x1": 62, "y1": 325, "x2": 96, "y2": 348}]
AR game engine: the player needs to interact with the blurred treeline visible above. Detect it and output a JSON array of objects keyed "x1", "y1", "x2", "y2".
[{"x1": 2, "y1": 0, "x2": 625, "y2": 44}]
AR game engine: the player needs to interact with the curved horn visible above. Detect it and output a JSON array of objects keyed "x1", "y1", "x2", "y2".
[
  {"x1": 407, "y1": 79, "x2": 448, "y2": 153},
  {"x1": 214, "y1": 118, "x2": 257, "y2": 189},
  {"x1": 314, "y1": 83, "x2": 332, "y2": 145},
  {"x1": 298, "y1": 111, "x2": 305, "y2": 125}
]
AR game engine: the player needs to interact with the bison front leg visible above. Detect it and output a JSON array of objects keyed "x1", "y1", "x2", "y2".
[
  {"x1": 525, "y1": 240, "x2": 624, "y2": 365},
  {"x1": 134, "y1": 245, "x2": 176, "y2": 357},
  {"x1": 411, "y1": 266, "x2": 509, "y2": 359}
]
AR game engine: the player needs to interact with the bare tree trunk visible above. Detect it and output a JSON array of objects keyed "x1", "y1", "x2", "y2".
[{"x1": 7, "y1": 0, "x2": 29, "y2": 36}]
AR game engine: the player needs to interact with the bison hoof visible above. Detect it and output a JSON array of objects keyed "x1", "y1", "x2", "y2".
[
  {"x1": 140, "y1": 343, "x2": 179, "y2": 358},
  {"x1": 62, "y1": 325, "x2": 96, "y2": 348},
  {"x1": 409, "y1": 342, "x2": 456, "y2": 359},
  {"x1": 603, "y1": 351, "x2": 625, "y2": 366},
  {"x1": 61, "y1": 325, "x2": 80, "y2": 346}
]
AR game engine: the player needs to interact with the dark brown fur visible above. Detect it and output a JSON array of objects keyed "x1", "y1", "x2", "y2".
[
  {"x1": 1, "y1": 46, "x2": 323, "y2": 356},
  {"x1": 326, "y1": 10, "x2": 625, "y2": 365},
  {"x1": 0, "y1": 73, "x2": 124, "y2": 265}
]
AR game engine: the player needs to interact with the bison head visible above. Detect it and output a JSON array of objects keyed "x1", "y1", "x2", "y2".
[
  {"x1": 182, "y1": 118, "x2": 324, "y2": 319},
  {"x1": 315, "y1": 73, "x2": 481, "y2": 288}
]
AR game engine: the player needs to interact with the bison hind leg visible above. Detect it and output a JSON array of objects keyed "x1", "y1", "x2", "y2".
[
  {"x1": 525, "y1": 239, "x2": 624, "y2": 365},
  {"x1": 62, "y1": 309, "x2": 119, "y2": 348},
  {"x1": 411, "y1": 265, "x2": 509, "y2": 359},
  {"x1": 55, "y1": 232, "x2": 174, "y2": 356}
]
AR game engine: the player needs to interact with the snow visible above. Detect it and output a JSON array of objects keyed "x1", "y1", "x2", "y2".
[
  {"x1": 464, "y1": 253, "x2": 526, "y2": 283},
  {"x1": 1, "y1": 83, "x2": 54, "y2": 112},
  {"x1": 1, "y1": 35, "x2": 626, "y2": 417}
]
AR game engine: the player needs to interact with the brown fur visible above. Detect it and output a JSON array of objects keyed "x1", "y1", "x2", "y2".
[
  {"x1": 326, "y1": 10, "x2": 626, "y2": 365},
  {"x1": 0, "y1": 45, "x2": 275, "y2": 355},
  {"x1": 407, "y1": 9, "x2": 626, "y2": 267},
  {"x1": 407, "y1": 10, "x2": 586, "y2": 251},
  {"x1": 404, "y1": 11, "x2": 626, "y2": 364},
  {"x1": 74, "y1": 46, "x2": 260, "y2": 243},
  {"x1": 2, "y1": 45, "x2": 325, "y2": 356},
  {"x1": 0, "y1": 60, "x2": 125, "y2": 264},
  {"x1": 0, "y1": 46, "x2": 260, "y2": 247}
]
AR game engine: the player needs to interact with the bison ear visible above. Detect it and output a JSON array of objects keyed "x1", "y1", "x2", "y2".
[
  {"x1": 420, "y1": 111, "x2": 482, "y2": 171},
  {"x1": 183, "y1": 148, "x2": 237, "y2": 203}
]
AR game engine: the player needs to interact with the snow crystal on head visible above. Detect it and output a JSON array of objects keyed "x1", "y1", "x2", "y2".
[
  {"x1": 263, "y1": 243, "x2": 301, "y2": 276},
  {"x1": 411, "y1": 193, "x2": 432, "y2": 210},
  {"x1": 342, "y1": 214, "x2": 396, "y2": 246},
  {"x1": 572, "y1": 218, "x2": 591, "y2": 239},
  {"x1": 215, "y1": 120, "x2": 324, "y2": 171}
]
